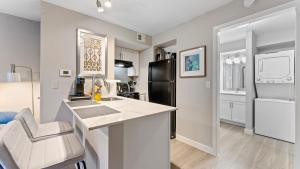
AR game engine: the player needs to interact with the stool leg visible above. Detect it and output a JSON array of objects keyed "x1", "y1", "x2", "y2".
[
  {"x1": 76, "y1": 162, "x2": 81, "y2": 169},
  {"x1": 81, "y1": 161, "x2": 87, "y2": 169}
]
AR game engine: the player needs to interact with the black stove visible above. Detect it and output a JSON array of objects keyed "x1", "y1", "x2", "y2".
[
  {"x1": 117, "y1": 92, "x2": 140, "y2": 100},
  {"x1": 117, "y1": 82, "x2": 140, "y2": 100}
]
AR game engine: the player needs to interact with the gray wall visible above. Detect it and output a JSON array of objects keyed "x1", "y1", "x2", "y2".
[
  {"x1": 40, "y1": 2, "x2": 151, "y2": 122},
  {"x1": 138, "y1": 0, "x2": 292, "y2": 147},
  {"x1": 0, "y1": 13, "x2": 40, "y2": 121},
  {"x1": 0, "y1": 13, "x2": 40, "y2": 79},
  {"x1": 295, "y1": 0, "x2": 300, "y2": 168}
]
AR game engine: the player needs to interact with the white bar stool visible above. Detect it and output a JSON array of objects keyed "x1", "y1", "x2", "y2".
[
  {"x1": 0, "y1": 120, "x2": 86, "y2": 169},
  {"x1": 15, "y1": 108, "x2": 74, "y2": 141}
]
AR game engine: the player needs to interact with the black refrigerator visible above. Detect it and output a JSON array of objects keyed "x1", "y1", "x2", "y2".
[{"x1": 148, "y1": 58, "x2": 176, "y2": 139}]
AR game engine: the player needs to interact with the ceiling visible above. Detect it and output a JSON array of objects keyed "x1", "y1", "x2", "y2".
[
  {"x1": 219, "y1": 8, "x2": 296, "y2": 44},
  {"x1": 0, "y1": 0, "x2": 234, "y2": 35},
  {"x1": 0, "y1": 0, "x2": 41, "y2": 21}
]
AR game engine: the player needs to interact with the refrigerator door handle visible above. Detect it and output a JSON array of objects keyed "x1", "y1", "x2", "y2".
[{"x1": 170, "y1": 82, "x2": 176, "y2": 107}]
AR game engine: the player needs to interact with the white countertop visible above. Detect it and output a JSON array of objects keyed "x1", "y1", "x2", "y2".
[
  {"x1": 64, "y1": 97, "x2": 176, "y2": 130},
  {"x1": 220, "y1": 90, "x2": 246, "y2": 96}
]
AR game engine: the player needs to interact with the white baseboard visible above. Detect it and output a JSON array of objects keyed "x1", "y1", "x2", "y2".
[
  {"x1": 244, "y1": 128, "x2": 254, "y2": 135},
  {"x1": 176, "y1": 134, "x2": 215, "y2": 155}
]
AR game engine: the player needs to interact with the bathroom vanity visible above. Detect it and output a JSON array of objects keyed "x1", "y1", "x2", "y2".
[
  {"x1": 64, "y1": 97, "x2": 176, "y2": 169},
  {"x1": 219, "y1": 49, "x2": 247, "y2": 126}
]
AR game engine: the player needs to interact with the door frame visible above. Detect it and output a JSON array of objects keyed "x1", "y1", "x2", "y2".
[
  {"x1": 211, "y1": 2, "x2": 296, "y2": 156},
  {"x1": 295, "y1": 0, "x2": 300, "y2": 168}
]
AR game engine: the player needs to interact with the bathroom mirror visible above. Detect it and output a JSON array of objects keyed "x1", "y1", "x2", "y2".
[{"x1": 220, "y1": 49, "x2": 246, "y2": 95}]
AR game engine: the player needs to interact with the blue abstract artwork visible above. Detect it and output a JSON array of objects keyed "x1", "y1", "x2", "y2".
[
  {"x1": 185, "y1": 54, "x2": 200, "y2": 71},
  {"x1": 180, "y1": 46, "x2": 206, "y2": 77}
]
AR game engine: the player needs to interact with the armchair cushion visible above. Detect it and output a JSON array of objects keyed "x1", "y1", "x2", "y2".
[{"x1": 0, "y1": 112, "x2": 17, "y2": 124}]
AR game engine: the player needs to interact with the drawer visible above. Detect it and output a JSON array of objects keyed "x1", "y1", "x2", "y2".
[{"x1": 220, "y1": 94, "x2": 246, "y2": 103}]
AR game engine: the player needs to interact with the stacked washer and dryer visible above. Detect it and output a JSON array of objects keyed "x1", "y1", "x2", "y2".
[{"x1": 254, "y1": 50, "x2": 295, "y2": 143}]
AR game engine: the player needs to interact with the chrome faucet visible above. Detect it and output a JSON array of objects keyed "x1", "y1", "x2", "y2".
[
  {"x1": 91, "y1": 74, "x2": 110, "y2": 99},
  {"x1": 100, "y1": 74, "x2": 110, "y2": 93}
]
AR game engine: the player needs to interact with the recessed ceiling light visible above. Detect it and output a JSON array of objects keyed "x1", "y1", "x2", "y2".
[{"x1": 104, "y1": 0, "x2": 112, "y2": 8}]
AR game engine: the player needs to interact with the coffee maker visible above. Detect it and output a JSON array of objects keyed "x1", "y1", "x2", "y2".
[
  {"x1": 75, "y1": 77, "x2": 85, "y2": 96},
  {"x1": 69, "y1": 77, "x2": 91, "y2": 101}
]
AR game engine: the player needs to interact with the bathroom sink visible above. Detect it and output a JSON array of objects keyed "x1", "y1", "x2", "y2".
[
  {"x1": 101, "y1": 97, "x2": 122, "y2": 101},
  {"x1": 66, "y1": 100, "x2": 100, "y2": 107}
]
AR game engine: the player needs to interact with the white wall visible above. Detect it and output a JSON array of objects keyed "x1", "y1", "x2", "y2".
[
  {"x1": 40, "y1": 2, "x2": 151, "y2": 122},
  {"x1": 138, "y1": 0, "x2": 292, "y2": 148},
  {"x1": 0, "y1": 13, "x2": 40, "y2": 121},
  {"x1": 136, "y1": 48, "x2": 153, "y2": 100}
]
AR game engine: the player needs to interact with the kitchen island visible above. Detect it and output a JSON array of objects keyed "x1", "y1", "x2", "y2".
[{"x1": 64, "y1": 97, "x2": 176, "y2": 169}]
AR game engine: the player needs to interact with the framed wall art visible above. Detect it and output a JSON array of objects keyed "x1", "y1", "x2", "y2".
[
  {"x1": 179, "y1": 46, "x2": 206, "y2": 78},
  {"x1": 77, "y1": 28, "x2": 107, "y2": 77}
]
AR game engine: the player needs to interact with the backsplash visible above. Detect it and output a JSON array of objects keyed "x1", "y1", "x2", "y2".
[{"x1": 115, "y1": 67, "x2": 130, "y2": 82}]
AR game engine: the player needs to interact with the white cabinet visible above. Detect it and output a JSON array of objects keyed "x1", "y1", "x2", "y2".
[
  {"x1": 115, "y1": 47, "x2": 122, "y2": 60},
  {"x1": 128, "y1": 52, "x2": 139, "y2": 76},
  {"x1": 220, "y1": 99, "x2": 246, "y2": 125},
  {"x1": 122, "y1": 50, "x2": 133, "y2": 62},
  {"x1": 231, "y1": 102, "x2": 246, "y2": 124},
  {"x1": 220, "y1": 101, "x2": 231, "y2": 120}
]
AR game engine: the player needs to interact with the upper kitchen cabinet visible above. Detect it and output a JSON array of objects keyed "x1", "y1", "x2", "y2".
[
  {"x1": 116, "y1": 46, "x2": 140, "y2": 76},
  {"x1": 115, "y1": 46, "x2": 122, "y2": 60}
]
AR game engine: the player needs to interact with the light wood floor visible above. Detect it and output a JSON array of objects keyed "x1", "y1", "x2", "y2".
[{"x1": 171, "y1": 122, "x2": 294, "y2": 169}]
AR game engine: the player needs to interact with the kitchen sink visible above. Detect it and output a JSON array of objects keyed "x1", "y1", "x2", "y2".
[
  {"x1": 66, "y1": 97, "x2": 122, "y2": 108},
  {"x1": 101, "y1": 97, "x2": 122, "y2": 101},
  {"x1": 66, "y1": 100, "x2": 100, "y2": 107}
]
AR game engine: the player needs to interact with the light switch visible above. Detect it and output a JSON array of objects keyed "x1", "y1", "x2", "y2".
[
  {"x1": 206, "y1": 81, "x2": 211, "y2": 89},
  {"x1": 51, "y1": 80, "x2": 59, "y2": 89}
]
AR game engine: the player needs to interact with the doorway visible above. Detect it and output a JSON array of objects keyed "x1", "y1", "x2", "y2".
[{"x1": 212, "y1": 5, "x2": 296, "y2": 169}]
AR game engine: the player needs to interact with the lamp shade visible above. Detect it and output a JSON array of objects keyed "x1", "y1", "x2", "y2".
[{"x1": 6, "y1": 72, "x2": 21, "y2": 82}]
